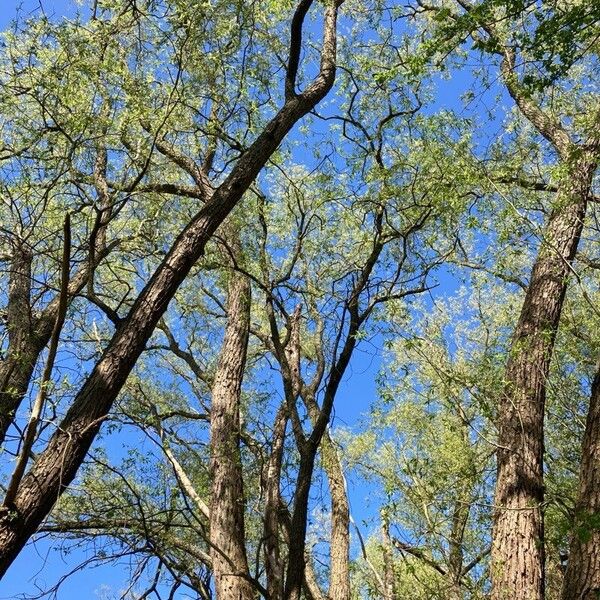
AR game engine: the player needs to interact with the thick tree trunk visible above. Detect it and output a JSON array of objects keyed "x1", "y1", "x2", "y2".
[
  {"x1": 560, "y1": 366, "x2": 600, "y2": 600},
  {"x1": 0, "y1": 76, "x2": 340, "y2": 578},
  {"x1": 209, "y1": 270, "x2": 254, "y2": 600},
  {"x1": 491, "y1": 156, "x2": 595, "y2": 600}
]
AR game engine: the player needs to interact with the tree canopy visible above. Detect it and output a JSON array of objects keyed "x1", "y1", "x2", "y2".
[{"x1": 0, "y1": 1, "x2": 599, "y2": 599}]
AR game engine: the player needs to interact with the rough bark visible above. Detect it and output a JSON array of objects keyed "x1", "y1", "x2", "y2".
[
  {"x1": 302, "y1": 552, "x2": 328, "y2": 600},
  {"x1": 451, "y1": 9, "x2": 600, "y2": 596},
  {"x1": 438, "y1": 5, "x2": 594, "y2": 593},
  {"x1": 263, "y1": 405, "x2": 288, "y2": 600},
  {"x1": 491, "y1": 156, "x2": 596, "y2": 600},
  {"x1": 319, "y1": 434, "x2": 350, "y2": 600},
  {"x1": 0, "y1": 0, "x2": 344, "y2": 575},
  {"x1": 0, "y1": 242, "x2": 36, "y2": 441},
  {"x1": 560, "y1": 366, "x2": 600, "y2": 600},
  {"x1": 4, "y1": 215, "x2": 71, "y2": 508},
  {"x1": 209, "y1": 269, "x2": 254, "y2": 600}
]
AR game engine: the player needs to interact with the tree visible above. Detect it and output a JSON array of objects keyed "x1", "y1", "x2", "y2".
[
  {"x1": 561, "y1": 364, "x2": 600, "y2": 600},
  {"x1": 402, "y1": 1, "x2": 600, "y2": 597},
  {"x1": 0, "y1": 0, "x2": 347, "y2": 577},
  {"x1": 2, "y1": 1, "x2": 599, "y2": 597},
  {"x1": 27, "y1": 78, "x2": 471, "y2": 593},
  {"x1": 558, "y1": 257, "x2": 600, "y2": 599},
  {"x1": 345, "y1": 279, "x2": 507, "y2": 600}
]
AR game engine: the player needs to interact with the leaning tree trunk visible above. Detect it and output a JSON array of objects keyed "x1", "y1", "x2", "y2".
[
  {"x1": 0, "y1": 0, "x2": 344, "y2": 569},
  {"x1": 491, "y1": 156, "x2": 596, "y2": 600},
  {"x1": 209, "y1": 267, "x2": 254, "y2": 600},
  {"x1": 560, "y1": 366, "x2": 600, "y2": 600}
]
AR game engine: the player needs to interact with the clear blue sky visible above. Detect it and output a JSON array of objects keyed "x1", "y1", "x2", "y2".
[{"x1": 0, "y1": 1, "x2": 76, "y2": 28}]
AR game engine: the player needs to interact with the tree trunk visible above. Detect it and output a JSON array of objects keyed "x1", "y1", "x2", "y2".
[
  {"x1": 381, "y1": 517, "x2": 398, "y2": 600},
  {"x1": 209, "y1": 269, "x2": 254, "y2": 600},
  {"x1": 491, "y1": 156, "x2": 596, "y2": 600},
  {"x1": 296, "y1": 369, "x2": 350, "y2": 598},
  {"x1": 0, "y1": 231, "x2": 114, "y2": 446},
  {"x1": 264, "y1": 406, "x2": 288, "y2": 600},
  {"x1": 0, "y1": 242, "x2": 35, "y2": 442},
  {"x1": 319, "y1": 434, "x2": 350, "y2": 600},
  {"x1": 447, "y1": 500, "x2": 468, "y2": 600},
  {"x1": 560, "y1": 366, "x2": 600, "y2": 600}
]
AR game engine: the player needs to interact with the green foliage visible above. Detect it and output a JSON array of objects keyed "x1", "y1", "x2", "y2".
[{"x1": 1, "y1": 0, "x2": 599, "y2": 598}]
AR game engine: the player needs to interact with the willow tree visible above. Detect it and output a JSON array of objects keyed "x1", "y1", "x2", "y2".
[
  {"x1": 21, "y1": 34, "x2": 473, "y2": 592},
  {"x1": 0, "y1": 0, "x2": 347, "y2": 577},
  {"x1": 36, "y1": 129, "x2": 455, "y2": 597},
  {"x1": 401, "y1": 2, "x2": 600, "y2": 597}
]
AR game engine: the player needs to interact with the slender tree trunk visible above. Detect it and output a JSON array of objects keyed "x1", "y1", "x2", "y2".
[
  {"x1": 447, "y1": 500, "x2": 469, "y2": 600},
  {"x1": 491, "y1": 156, "x2": 596, "y2": 600},
  {"x1": 283, "y1": 229, "x2": 380, "y2": 600},
  {"x1": 0, "y1": 344, "x2": 41, "y2": 444},
  {"x1": 287, "y1": 424, "x2": 351, "y2": 600},
  {"x1": 381, "y1": 516, "x2": 398, "y2": 600},
  {"x1": 303, "y1": 552, "x2": 328, "y2": 600},
  {"x1": 293, "y1": 335, "x2": 350, "y2": 600},
  {"x1": 209, "y1": 269, "x2": 254, "y2": 600},
  {"x1": 319, "y1": 434, "x2": 350, "y2": 600},
  {"x1": 560, "y1": 366, "x2": 600, "y2": 600},
  {"x1": 264, "y1": 406, "x2": 288, "y2": 600},
  {"x1": 285, "y1": 449, "x2": 320, "y2": 600},
  {"x1": 0, "y1": 229, "x2": 114, "y2": 445}
]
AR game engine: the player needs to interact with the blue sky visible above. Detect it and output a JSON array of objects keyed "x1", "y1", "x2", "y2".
[
  {"x1": 0, "y1": 1, "x2": 74, "y2": 28},
  {"x1": 0, "y1": 4, "x2": 380, "y2": 597}
]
